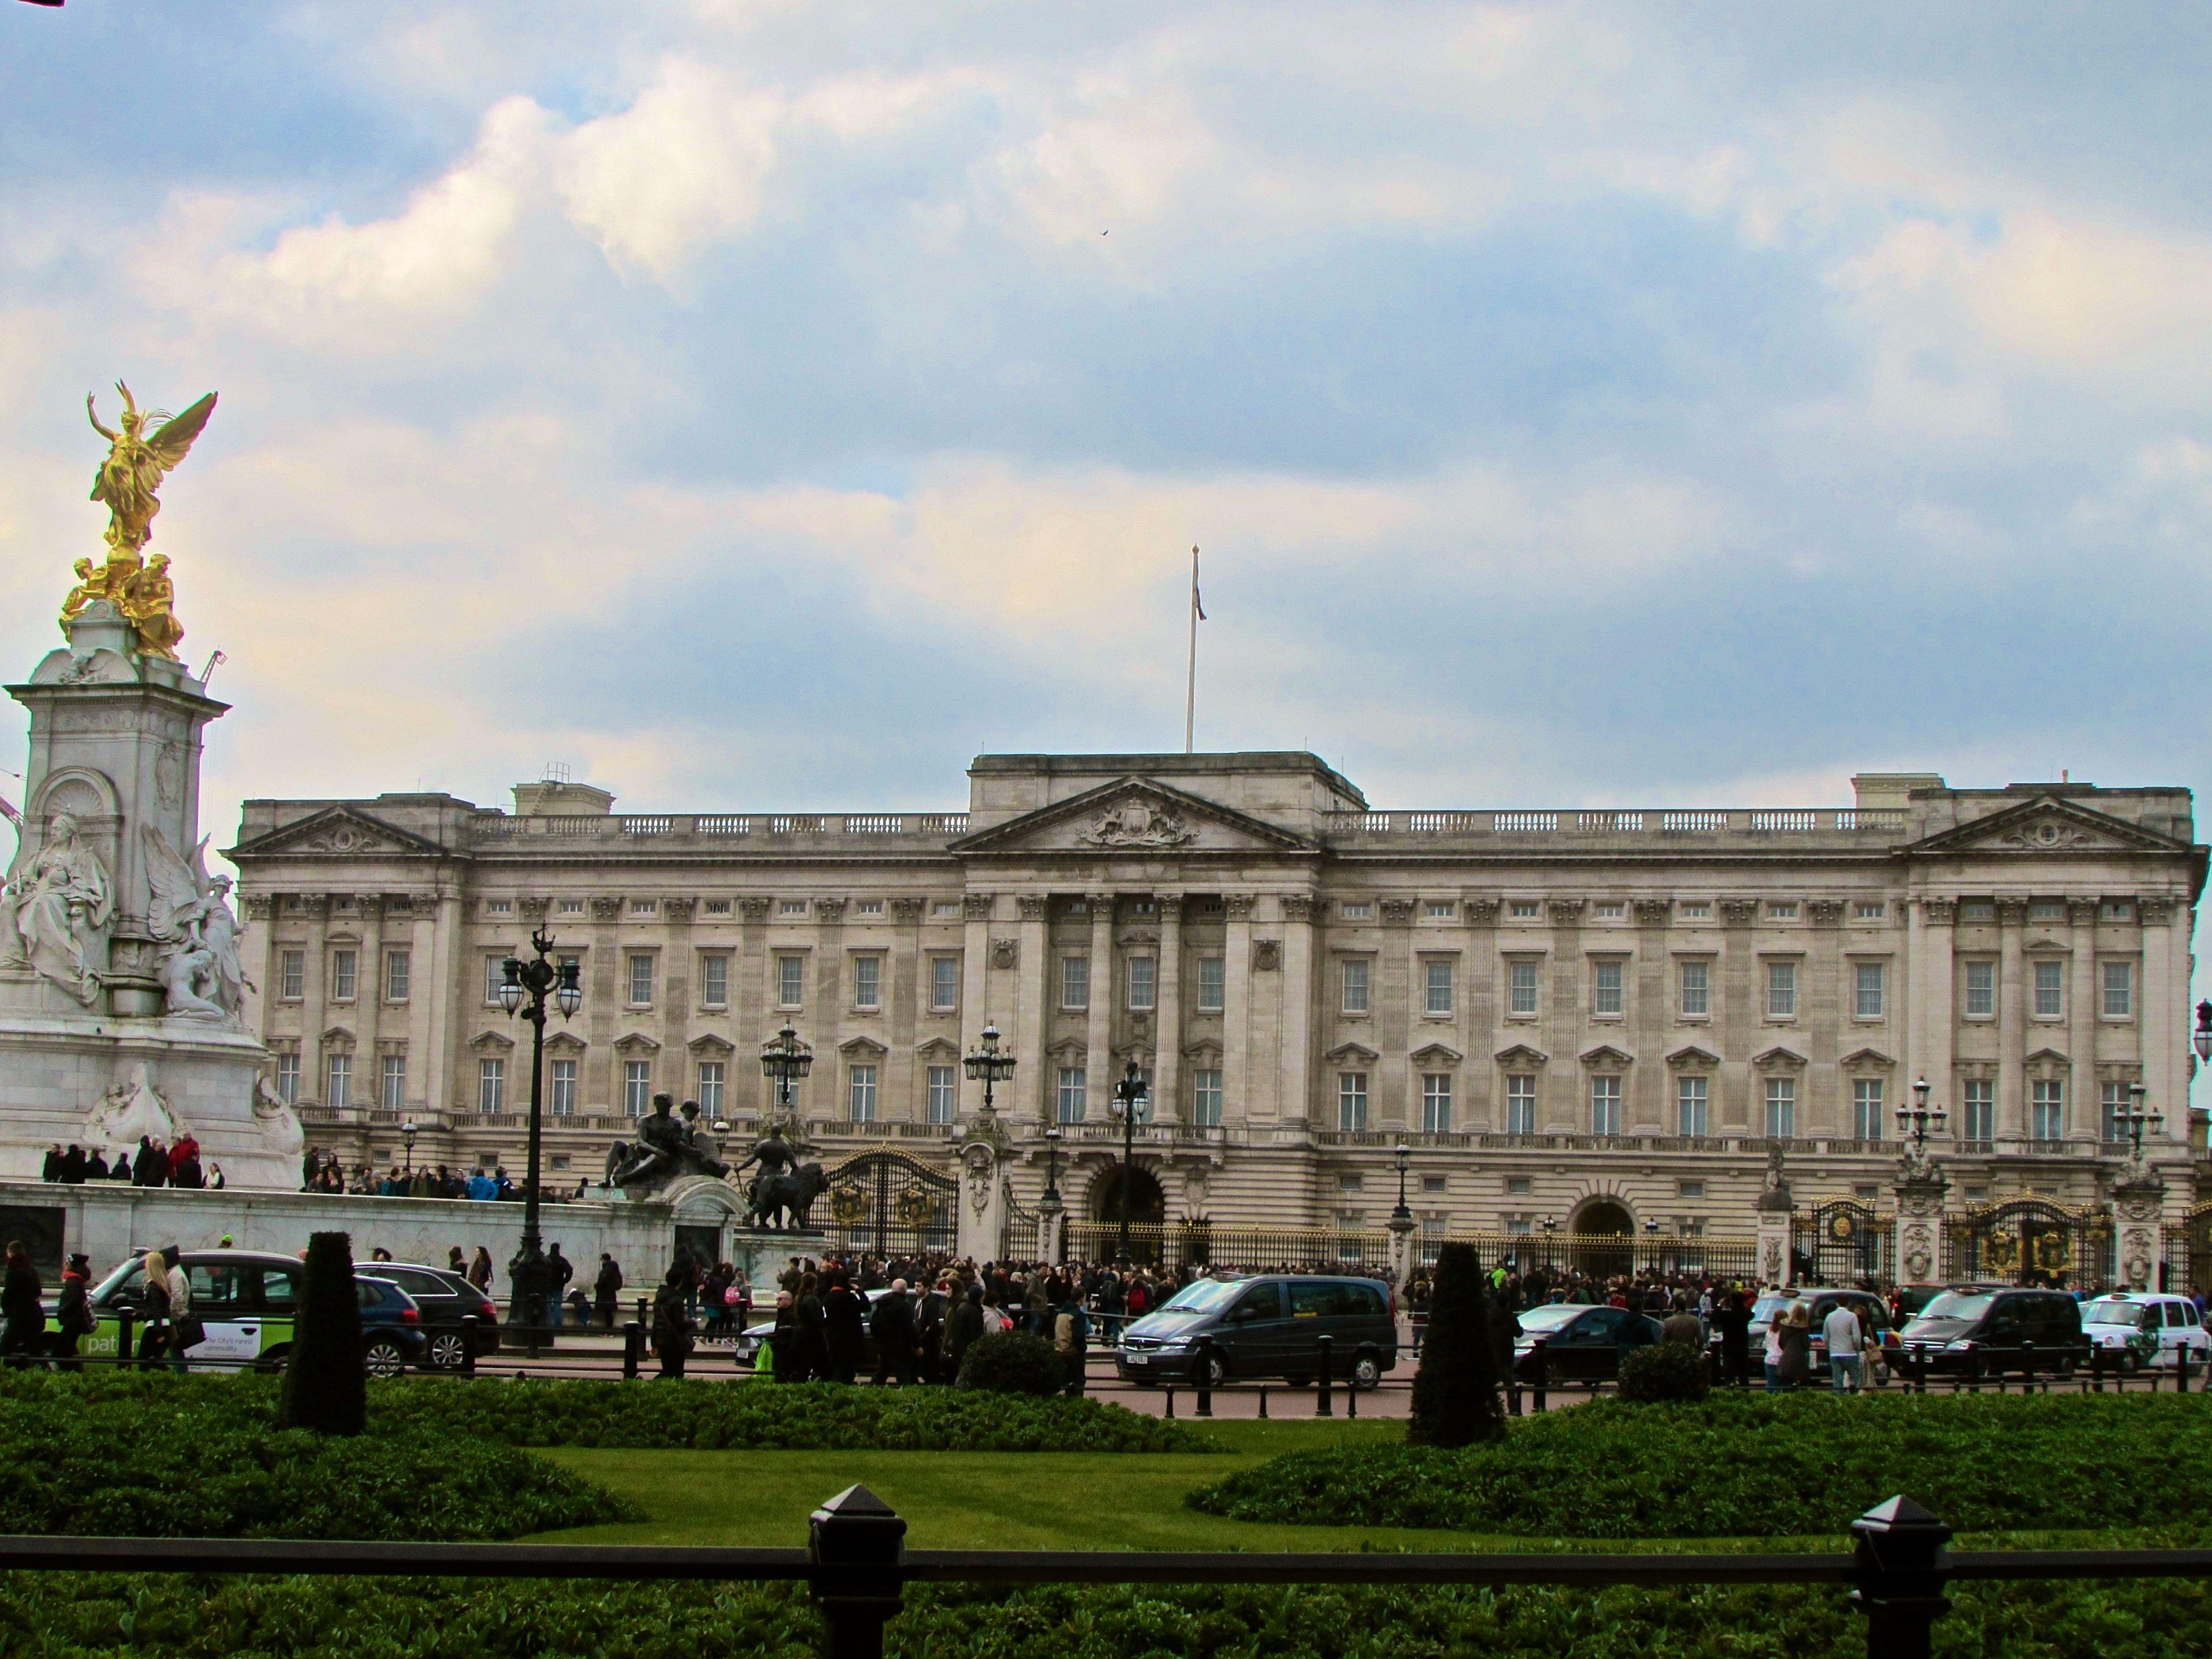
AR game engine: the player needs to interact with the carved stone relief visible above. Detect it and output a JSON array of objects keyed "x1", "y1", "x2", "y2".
[
  {"x1": 1252, "y1": 939, "x2": 1281, "y2": 971},
  {"x1": 1076, "y1": 795, "x2": 1197, "y2": 849}
]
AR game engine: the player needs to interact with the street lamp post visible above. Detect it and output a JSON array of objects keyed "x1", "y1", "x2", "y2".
[
  {"x1": 498, "y1": 928, "x2": 582, "y2": 1347},
  {"x1": 759, "y1": 1023, "x2": 814, "y2": 1121},
  {"x1": 1109, "y1": 1060, "x2": 1150, "y2": 1263},
  {"x1": 2119, "y1": 1081, "x2": 2164, "y2": 1164},
  {"x1": 1542, "y1": 1215, "x2": 1558, "y2": 1276},
  {"x1": 1895, "y1": 1076, "x2": 1950, "y2": 1158},
  {"x1": 963, "y1": 1021, "x2": 1017, "y2": 1112},
  {"x1": 400, "y1": 1119, "x2": 417, "y2": 1173},
  {"x1": 1043, "y1": 1126, "x2": 1064, "y2": 1203},
  {"x1": 1391, "y1": 1143, "x2": 1412, "y2": 1220},
  {"x1": 1643, "y1": 1215, "x2": 1660, "y2": 1277}
]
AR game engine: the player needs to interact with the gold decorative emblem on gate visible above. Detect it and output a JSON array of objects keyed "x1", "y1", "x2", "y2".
[
  {"x1": 828, "y1": 1185, "x2": 868, "y2": 1225},
  {"x1": 2034, "y1": 1231, "x2": 2071, "y2": 1272},
  {"x1": 1829, "y1": 1213, "x2": 1855, "y2": 1242},
  {"x1": 1986, "y1": 1233, "x2": 2019, "y2": 1273},
  {"x1": 894, "y1": 1189, "x2": 938, "y2": 1229}
]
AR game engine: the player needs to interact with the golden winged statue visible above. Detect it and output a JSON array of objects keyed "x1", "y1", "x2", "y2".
[{"x1": 64, "y1": 382, "x2": 217, "y2": 660}]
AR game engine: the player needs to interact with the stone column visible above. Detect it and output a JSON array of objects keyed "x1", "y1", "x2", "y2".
[
  {"x1": 2112, "y1": 1166, "x2": 2164, "y2": 1292},
  {"x1": 959, "y1": 892, "x2": 994, "y2": 1116},
  {"x1": 956, "y1": 1121, "x2": 1011, "y2": 1260},
  {"x1": 738, "y1": 897, "x2": 771, "y2": 1117},
  {"x1": 1153, "y1": 894, "x2": 1184, "y2": 1127},
  {"x1": 1632, "y1": 899, "x2": 1672, "y2": 1130},
  {"x1": 1719, "y1": 897, "x2": 1759, "y2": 1131},
  {"x1": 1917, "y1": 897, "x2": 1956, "y2": 1121},
  {"x1": 1894, "y1": 1161, "x2": 1949, "y2": 1286},
  {"x1": 1806, "y1": 900, "x2": 1845, "y2": 1136},
  {"x1": 2141, "y1": 897, "x2": 2181, "y2": 1146},
  {"x1": 661, "y1": 896, "x2": 696, "y2": 1095},
  {"x1": 1223, "y1": 895, "x2": 1255, "y2": 1121},
  {"x1": 1378, "y1": 898, "x2": 1414, "y2": 1126},
  {"x1": 355, "y1": 895, "x2": 385, "y2": 1110},
  {"x1": 887, "y1": 896, "x2": 924, "y2": 1120},
  {"x1": 1464, "y1": 896, "x2": 1499, "y2": 1128},
  {"x1": 2068, "y1": 897, "x2": 2098, "y2": 1138},
  {"x1": 1998, "y1": 899, "x2": 2027, "y2": 1140},
  {"x1": 1280, "y1": 892, "x2": 1318, "y2": 1124},
  {"x1": 1015, "y1": 895, "x2": 1051, "y2": 1122},
  {"x1": 1545, "y1": 899, "x2": 1584, "y2": 1134},
  {"x1": 1755, "y1": 1167, "x2": 1794, "y2": 1288},
  {"x1": 1084, "y1": 895, "x2": 1114, "y2": 1119}
]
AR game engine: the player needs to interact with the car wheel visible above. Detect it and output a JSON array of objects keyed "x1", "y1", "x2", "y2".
[
  {"x1": 363, "y1": 1338, "x2": 407, "y2": 1380},
  {"x1": 426, "y1": 1332, "x2": 468, "y2": 1372},
  {"x1": 1199, "y1": 1353, "x2": 1227, "y2": 1389},
  {"x1": 1350, "y1": 1354, "x2": 1382, "y2": 1391},
  {"x1": 256, "y1": 1347, "x2": 290, "y2": 1376}
]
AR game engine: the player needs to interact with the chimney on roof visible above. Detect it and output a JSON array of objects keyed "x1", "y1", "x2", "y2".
[{"x1": 1851, "y1": 773, "x2": 1945, "y2": 810}]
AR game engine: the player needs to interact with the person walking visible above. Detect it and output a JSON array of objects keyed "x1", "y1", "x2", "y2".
[
  {"x1": 823, "y1": 1272, "x2": 867, "y2": 1385},
  {"x1": 1052, "y1": 1291, "x2": 1090, "y2": 1396},
  {"x1": 593, "y1": 1254, "x2": 624, "y2": 1330},
  {"x1": 51, "y1": 1253, "x2": 93, "y2": 1371},
  {"x1": 794, "y1": 1273, "x2": 828, "y2": 1383},
  {"x1": 651, "y1": 1265, "x2": 693, "y2": 1378},
  {"x1": 1762, "y1": 1301, "x2": 1787, "y2": 1392},
  {"x1": 1713, "y1": 1290, "x2": 1752, "y2": 1387},
  {"x1": 159, "y1": 1245, "x2": 194, "y2": 1372},
  {"x1": 945, "y1": 1282, "x2": 986, "y2": 1382},
  {"x1": 1777, "y1": 1300, "x2": 1812, "y2": 1392},
  {"x1": 1660, "y1": 1294, "x2": 1703, "y2": 1348},
  {"x1": 546, "y1": 1244, "x2": 574, "y2": 1329},
  {"x1": 136, "y1": 1248, "x2": 172, "y2": 1372},
  {"x1": 468, "y1": 1246, "x2": 494, "y2": 1295},
  {"x1": 870, "y1": 1278, "x2": 917, "y2": 1386},
  {"x1": 916, "y1": 1281, "x2": 947, "y2": 1384},
  {"x1": 1824, "y1": 1299, "x2": 1866, "y2": 1395},
  {"x1": 0, "y1": 1242, "x2": 45, "y2": 1367}
]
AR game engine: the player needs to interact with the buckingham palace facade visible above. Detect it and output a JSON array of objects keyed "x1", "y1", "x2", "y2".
[{"x1": 228, "y1": 751, "x2": 2208, "y2": 1263}]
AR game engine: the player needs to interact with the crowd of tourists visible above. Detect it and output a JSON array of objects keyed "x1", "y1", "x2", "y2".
[
  {"x1": 39, "y1": 1137, "x2": 220, "y2": 1189},
  {"x1": 297, "y1": 1150, "x2": 591, "y2": 1201}
]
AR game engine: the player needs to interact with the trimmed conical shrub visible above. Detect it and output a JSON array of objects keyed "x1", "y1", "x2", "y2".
[
  {"x1": 1407, "y1": 1241, "x2": 1507, "y2": 1448},
  {"x1": 281, "y1": 1231, "x2": 366, "y2": 1435}
]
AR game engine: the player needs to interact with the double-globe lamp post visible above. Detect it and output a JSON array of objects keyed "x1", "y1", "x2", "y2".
[
  {"x1": 497, "y1": 929, "x2": 583, "y2": 1344},
  {"x1": 760, "y1": 1022, "x2": 814, "y2": 1120}
]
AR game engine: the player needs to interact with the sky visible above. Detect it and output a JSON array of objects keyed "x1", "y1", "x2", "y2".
[{"x1": 4, "y1": 4, "x2": 2211, "y2": 861}]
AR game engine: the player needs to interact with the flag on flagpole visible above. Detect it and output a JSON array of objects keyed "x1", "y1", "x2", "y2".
[{"x1": 1192, "y1": 546, "x2": 1206, "y2": 620}]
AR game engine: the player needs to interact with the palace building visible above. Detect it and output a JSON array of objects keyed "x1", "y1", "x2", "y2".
[{"x1": 228, "y1": 751, "x2": 2207, "y2": 1275}]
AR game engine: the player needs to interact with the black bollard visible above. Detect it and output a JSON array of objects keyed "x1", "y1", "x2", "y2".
[
  {"x1": 2021, "y1": 1340, "x2": 2035, "y2": 1395},
  {"x1": 1193, "y1": 1340, "x2": 1214, "y2": 1418},
  {"x1": 115, "y1": 1307, "x2": 136, "y2": 1369},
  {"x1": 622, "y1": 1320, "x2": 643, "y2": 1381},
  {"x1": 1316, "y1": 1335, "x2": 1335, "y2": 1418},
  {"x1": 1258, "y1": 1384, "x2": 1269, "y2": 1419},
  {"x1": 1164, "y1": 1386, "x2": 1175, "y2": 1419}
]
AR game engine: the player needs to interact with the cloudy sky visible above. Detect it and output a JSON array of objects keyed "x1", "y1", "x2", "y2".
[{"x1": 4, "y1": 4, "x2": 2210, "y2": 853}]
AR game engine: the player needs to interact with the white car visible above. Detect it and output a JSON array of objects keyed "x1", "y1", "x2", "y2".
[{"x1": 2080, "y1": 1292, "x2": 2211, "y2": 1373}]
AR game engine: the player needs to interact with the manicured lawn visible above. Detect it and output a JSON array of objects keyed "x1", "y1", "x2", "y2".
[{"x1": 533, "y1": 1418, "x2": 1474, "y2": 1552}]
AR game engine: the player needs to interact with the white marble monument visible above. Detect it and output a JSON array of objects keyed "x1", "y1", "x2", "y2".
[{"x1": 1, "y1": 450, "x2": 301, "y2": 1186}]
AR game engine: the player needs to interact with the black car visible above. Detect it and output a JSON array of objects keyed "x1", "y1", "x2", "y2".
[
  {"x1": 1511, "y1": 1303, "x2": 1663, "y2": 1383},
  {"x1": 358, "y1": 1262, "x2": 501, "y2": 1370},
  {"x1": 1115, "y1": 1274, "x2": 1399, "y2": 1389},
  {"x1": 357, "y1": 1277, "x2": 430, "y2": 1378},
  {"x1": 1898, "y1": 1286, "x2": 2089, "y2": 1378}
]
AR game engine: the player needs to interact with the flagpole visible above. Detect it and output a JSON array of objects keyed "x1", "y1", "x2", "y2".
[{"x1": 1184, "y1": 545, "x2": 1199, "y2": 754}]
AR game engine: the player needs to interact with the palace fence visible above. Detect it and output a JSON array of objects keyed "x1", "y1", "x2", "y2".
[{"x1": 6, "y1": 1488, "x2": 2208, "y2": 1659}]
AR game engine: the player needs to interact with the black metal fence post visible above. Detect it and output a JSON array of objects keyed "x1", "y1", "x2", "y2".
[
  {"x1": 809, "y1": 1484, "x2": 907, "y2": 1659},
  {"x1": 1850, "y1": 1495, "x2": 1953, "y2": 1659},
  {"x1": 622, "y1": 1320, "x2": 643, "y2": 1380},
  {"x1": 115, "y1": 1308, "x2": 135, "y2": 1368},
  {"x1": 1193, "y1": 1340, "x2": 1214, "y2": 1418},
  {"x1": 1316, "y1": 1335, "x2": 1334, "y2": 1418}
]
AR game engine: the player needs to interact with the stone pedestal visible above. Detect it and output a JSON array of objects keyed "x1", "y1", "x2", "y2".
[
  {"x1": 954, "y1": 1107, "x2": 1012, "y2": 1260},
  {"x1": 1894, "y1": 1160, "x2": 1950, "y2": 1286},
  {"x1": 2111, "y1": 1166, "x2": 2165, "y2": 1292},
  {"x1": 1386, "y1": 1212, "x2": 1420, "y2": 1287},
  {"x1": 1037, "y1": 1193, "x2": 1066, "y2": 1264},
  {"x1": 1755, "y1": 1157, "x2": 1794, "y2": 1287},
  {"x1": 2, "y1": 602, "x2": 297, "y2": 1187}
]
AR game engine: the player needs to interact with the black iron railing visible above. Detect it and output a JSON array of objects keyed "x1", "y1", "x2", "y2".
[{"x1": 2, "y1": 1490, "x2": 2209, "y2": 1659}]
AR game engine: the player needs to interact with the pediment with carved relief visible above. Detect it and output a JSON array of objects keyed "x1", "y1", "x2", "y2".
[
  {"x1": 950, "y1": 777, "x2": 1313, "y2": 857},
  {"x1": 230, "y1": 805, "x2": 448, "y2": 861},
  {"x1": 1908, "y1": 796, "x2": 2190, "y2": 858}
]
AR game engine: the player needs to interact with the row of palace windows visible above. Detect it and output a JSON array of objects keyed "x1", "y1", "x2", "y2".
[{"x1": 274, "y1": 1047, "x2": 2142, "y2": 1146}]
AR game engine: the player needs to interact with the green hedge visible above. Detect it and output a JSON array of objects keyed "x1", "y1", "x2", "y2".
[
  {"x1": 368, "y1": 1375, "x2": 1209, "y2": 1452},
  {"x1": 1189, "y1": 1392, "x2": 2212, "y2": 1538},
  {"x1": 0, "y1": 1369, "x2": 1211, "y2": 1455},
  {"x1": 0, "y1": 1371, "x2": 628, "y2": 1540},
  {"x1": 4, "y1": 1570, "x2": 2210, "y2": 1659}
]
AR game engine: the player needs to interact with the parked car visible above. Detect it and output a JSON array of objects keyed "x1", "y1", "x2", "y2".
[
  {"x1": 1511, "y1": 1303, "x2": 1663, "y2": 1384},
  {"x1": 1116, "y1": 1274, "x2": 1399, "y2": 1388},
  {"x1": 1897, "y1": 1286, "x2": 2089, "y2": 1378},
  {"x1": 355, "y1": 1276, "x2": 430, "y2": 1377},
  {"x1": 85, "y1": 1250, "x2": 303, "y2": 1369},
  {"x1": 2079, "y1": 1292, "x2": 2210, "y2": 1373},
  {"x1": 1747, "y1": 1289, "x2": 1899, "y2": 1379},
  {"x1": 357, "y1": 1261, "x2": 501, "y2": 1371}
]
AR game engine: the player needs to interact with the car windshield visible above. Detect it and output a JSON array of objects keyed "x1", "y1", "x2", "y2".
[
  {"x1": 1751, "y1": 1296, "x2": 1796, "y2": 1324},
  {"x1": 1156, "y1": 1279, "x2": 1244, "y2": 1315},
  {"x1": 1516, "y1": 1305, "x2": 1585, "y2": 1333},
  {"x1": 1918, "y1": 1291, "x2": 1995, "y2": 1322},
  {"x1": 2083, "y1": 1299, "x2": 2155, "y2": 1330}
]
